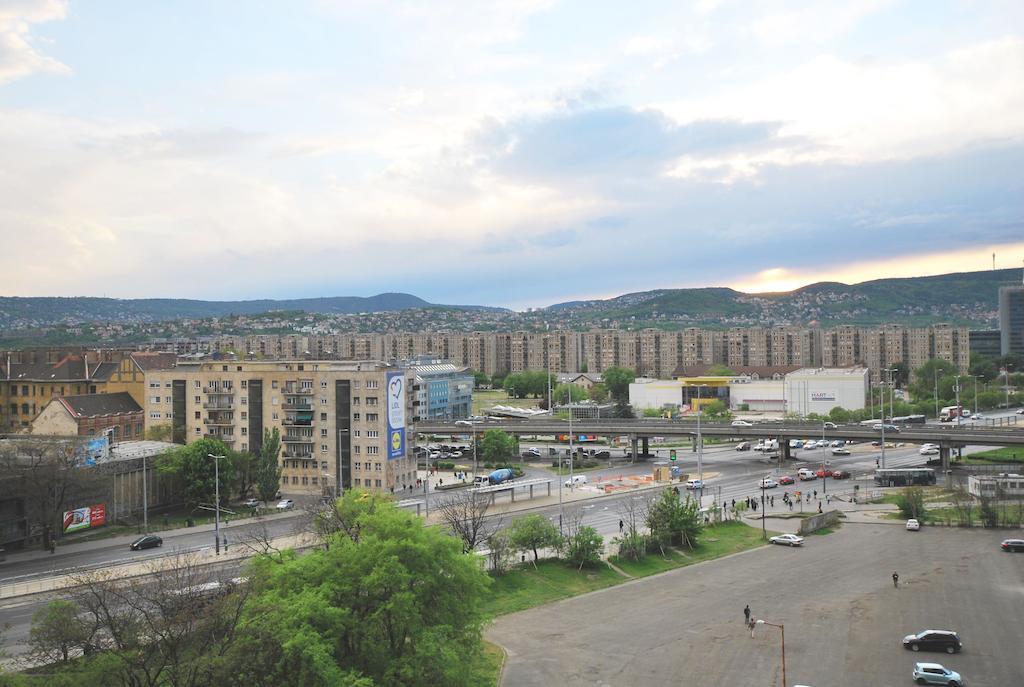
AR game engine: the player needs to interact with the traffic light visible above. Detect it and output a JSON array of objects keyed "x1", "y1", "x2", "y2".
[{"x1": 670, "y1": 449, "x2": 677, "y2": 461}]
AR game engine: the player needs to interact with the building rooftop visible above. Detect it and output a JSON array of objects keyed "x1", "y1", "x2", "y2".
[{"x1": 57, "y1": 391, "x2": 142, "y2": 418}]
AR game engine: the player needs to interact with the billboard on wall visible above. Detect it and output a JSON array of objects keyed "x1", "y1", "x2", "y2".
[
  {"x1": 811, "y1": 392, "x2": 836, "y2": 401},
  {"x1": 62, "y1": 504, "x2": 107, "y2": 533},
  {"x1": 386, "y1": 372, "x2": 406, "y2": 460}
]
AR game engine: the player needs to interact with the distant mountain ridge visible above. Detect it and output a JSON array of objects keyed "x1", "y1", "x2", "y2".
[{"x1": 0, "y1": 293, "x2": 504, "y2": 329}]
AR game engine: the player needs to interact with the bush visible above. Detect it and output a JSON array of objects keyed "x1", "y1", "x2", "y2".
[
  {"x1": 895, "y1": 486, "x2": 927, "y2": 521},
  {"x1": 435, "y1": 461, "x2": 455, "y2": 470},
  {"x1": 614, "y1": 531, "x2": 648, "y2": 562},
  {"x1": 564, "y1": 526, "x2": 604, "y2": 570}
]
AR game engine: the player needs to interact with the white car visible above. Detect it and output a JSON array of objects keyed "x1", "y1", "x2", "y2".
[
  {"x1": 831, "y1": 447, "x2": 851, "y2": 455},
  {"x1": 1017, "y1": 408, "x2": 1024, "y2": 415},
  {"x1": 242, "y1": 498, "x2": 260, "y2": 508},
  {"x1": 731, "y1": 419, "x2": 753, "y2": 427},
  {"x1": 275, "y1": 499, "x2": 295, "y2": 511},
  {"x1": 565, "y1": 474, "x2": 588, "y2": 488},
  {"x1": 919, "y1": 447, "x2": 939, "y2": 456},
  {"x1": 973, "y1": 413, "x2": 985, "y2": 420},
  {"x1": 906, "y1": 519, "x2": 921, "y2": 531},
  {"x1": 759, "y1": 478, "x2": 778, "y2": 489},
  {"x1": 685, "y1": 478, "x2": 704, "y2": 490},
  {"x1": 769, "y1": 533, "x2": 804, "y2": 547},
  {"x1": 830, "y1": 440, "x2": 843, "y2": 448}
]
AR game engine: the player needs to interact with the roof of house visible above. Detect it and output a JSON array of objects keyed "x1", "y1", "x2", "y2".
[
  {"x1": 56, "y1": 392, "x2": 142, "y2": 418},
  {"x1": 130, "y1": 352, "x2": 178, "y2": 371},
  {"x1": 3, "y1": 354, "x2": 118, "y2": 382}
]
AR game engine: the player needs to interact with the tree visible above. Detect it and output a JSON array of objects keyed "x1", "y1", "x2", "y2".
[
  {"x1": 701, "y1": 399, "x2": 733, "y2": 421},
  {"x1": 486, "y1": 530, "x2": 516, "y2": 575},
  {"x1": 471, "y1": 370, "x2": 490, "y2": 389},
  {"x1": 28, "y1": 599, "x2": 90, "y2": 664},
  {"x1": 895, "y1": 486, "x2": 927, "y2": 521},
  {"x1": 552, "y1": 383, "x2": 587, "y2": 405},
  {"x1": 508, "y1": 514, "x2": 564, "y2": 566},
  {"x1": 969, "y1": 354, "x2": 998, "y2": 383},
  {"x1": 646, "y1": 488, "x2": 703, "y2": 553},
  {"x1": 910, "y1": 359, "x2": 958, "y2": 400},
  {"x1": 602, "y1": 367, "x2": 635, "y2": 404},
  {"x1": 614, "y1": 495, "x2": 649, "y2": 562},
  {"x1": 144, "y1": 423, "x2": 173, "y2": 442},
  {"x1": 155, "y1": 438, "x2": 237, "y2": 510},
  {"x1": 226, "y1": 494, "x2": 490, "y2": 687},
  {"x1": 480, "y1": 429, "x2": 518, "y2": 465},
  {"x1": 436, "y1": 490, "x2": 501, "y2": 554},
  {"x1": 587, "y1": 383, "x2": 609, "y2": 403},
  {"x1": 564, "y1": 524, "x2": 604, "y2": 570},
  {"x1": 254, "y1": 428, "x2": 282, "y2": 503},
  {"x1": 706, "y1": 365, "x2": 737, "y2": 376}
]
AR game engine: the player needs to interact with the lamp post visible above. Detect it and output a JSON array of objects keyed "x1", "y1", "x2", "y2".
[
  {"x1": 754, "y1": 619, "x2": 786, "y2": 687},
  {"x1": 207, "y1": 453, "x2": 223, "y2": 555},
  {"x1": 881, "y1": 369, "x2": 897, "y2": 470},
  {"x1": 760, "y1": 491, "x2": 766, "y2": 539},
  {"x1": 933, "y1": 367, "x2": 939, "y2": 419},
  {"x1": 821, "y1": 420, "x2": 827, "y2": 498},
  {"x1": 142, "y1": 452, "x2": 148, "y2": 532},
  {"x1": 954, "y1": 375, "x2": 962, "y2": 428}
]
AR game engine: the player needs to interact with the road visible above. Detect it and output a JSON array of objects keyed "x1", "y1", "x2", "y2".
[{"x1": 488, "y1": 522, "x2": 1024, "y2": 686}]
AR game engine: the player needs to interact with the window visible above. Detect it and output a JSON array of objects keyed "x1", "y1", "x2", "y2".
[
  {"x1": 367, "y1": 413, "x2": 378, "y2": 422},
  {"x1": 272, "y1": 381, "x2": 279, "y2": 389},
  {"x1": 282, "y1": 476, "x2": 288, "y2": 485},
  {"x1": 237, "y1": 366, "x2": 242, "y2": 372},
  {"x1": 21, "y1": 386, "x2": 28, "y2": 396},
  {"x1": 195, "y1": 396, "x2": 201, "y2": 403},
  {"x1": 272, "y1": 397, "x2": 278, "y2": 405},
  {"x1": 353, "y1": 381, "x2": 360, "y2": 389},
  {"x1": 241, "y1": 397, "x2": 247, "y2": 405},
  {"x1": 241, "y1": 427, "x2": 247, "y2": 435},
  {"x1": 195, "y1": 427, "x2": 201, "y2": 434},
  {"x1": 354, "y1": 478, "x2": 361, "y2": 486},
  {"x1": 311, "y1": 477, "x2": 318, "y2": 485},
  {"x1": 375, "y1": 479, "x2": 381, "y2": 487},
  {"x1": 320, "y1": 398, "x2": 328, "y2": 405},
  {"x1": 354, "y1": 445, "x2": 360, "y2": 454},
  {"x1": 301, "y1": 380, "x2": 313, "y2": 389},
  {"x1": 320, "y1": 412, "x2": 328, "y2": 421},
  {"x1": 375, "y1": 462, "x2": 382, "y2": 471},
  {"x1": 321, "y1": 444, "x2": 328, "y2": 453},
  {"x1": 151, "y1": 396, "x2": 161, "y2": 404},
  {"x1": 365, "y1": 397, "x2": 378, "y2": 406},
  {"x1": 241, "y1": 380, "x2": 247, "y2": 389},
  {"x1": 166, "y1": 412, "x2": 173, "y2": 418},
  {"x1": 21, "y1": 403, "x2": 29, "y2": 415},
  {"x1": 291, "y1": 476, "x2": 298, "y2": 485},
  {"x1": 321, "y1": 461, "x2": 328, "y2": 469},
  {"x1": 353, "y1": 430, "x2": 360, "y2": 438},
  {"x1": 272, "y1": 412, "x2": 278, "y2": 420},
  {"x1": 366, "y1": 446, "x2": 379, "y2": 455},
  {"x1": 301, "y1": 476, "x2": 308, "y2": 485},
  {"x1": 241, "y1": 411, "x2": 247, "y2": 420},
  {"x1": 353, "y1": 412, "x2": 360, "y2": 421},
  {"x1": 150, "y1": 411, "x2": 162, "y2": 419},
  {"x1": 366, "y1": 380, "x2": 378, "y2": 389},
  {"x1": 149, "y1": 381, "x2": 161, "y2": 388},
  {"x1": 321, "y1": 380, "x2": 328, "y2": 388},
  {"x1": 194, "y1": 380, "x2": 201, "y2": 388},
  {"x1": 241, "y1": 443, "x2": 247, "y2": 451},
  {"x1": 194, "y1": 411, "x2": 200, "y2": 420},
  {"x1": 366, "y1": 430, "x2": 379, "y2": 439},
  {"x1": 321, "y1": 429, "x2": 328, "y2": 437},
  {"x1": 352, "y1": 397, "x2": 360, "y2": 405},
  {"x1": 353, "y1": 462, "x2": 361, "y2": 470}
]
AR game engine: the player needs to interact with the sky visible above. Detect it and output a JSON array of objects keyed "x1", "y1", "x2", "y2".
[{"x1": 1, "y1": 0, "x2": 1022, "y2": 310}]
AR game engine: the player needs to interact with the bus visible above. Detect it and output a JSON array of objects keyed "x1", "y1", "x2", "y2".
[
  {"x1": 892, "y1": 414, "x2": 926, "y2": 425},
  {"x1": 939, "y1": 406, "x2": 963, "y2": 422},
  {"x1": 874, "y1": 468, "x2": 936, "y2": 487}
]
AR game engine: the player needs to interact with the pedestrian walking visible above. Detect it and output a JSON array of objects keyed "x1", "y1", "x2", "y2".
[
  {"x1": 892, "y1": 571, "x2": 899, "y2": 588},
  {"x1": 789, "y1": 501, "x2": 793, "y2": 511},
  {"x1": 619, "y1": 519, "x2": 624, "y2": 533},
  {"x1": 817, "y1": 503, "x2": 822, "y2": 514},
  {"x1": 813, "y1": 490, "x2": 817, "y2": 499},
  {"x1": 770, "y1": 495, "x2": 775, "y2": 507},
  {"x1": 223, "y1": 535, "x2": 228, "y2": 552},
  {"x1": 826, "y1": 494, "x2": 831, "y2": 504},
  {"x1": 743, "y1": 605, "x2": 751, "y2": 623},
  {"x1": 731, "y1": 498, "x2": 736, "y2": 509}
]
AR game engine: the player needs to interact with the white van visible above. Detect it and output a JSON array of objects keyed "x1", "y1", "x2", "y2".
[
  {"x1": 565, "y1": 474, "x2": 588, "y2": 488},
  {"x1": 797, "y1": 468, "x2": 817, "y2": 480}
]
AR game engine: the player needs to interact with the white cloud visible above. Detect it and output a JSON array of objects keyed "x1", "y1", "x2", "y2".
[{"x1": 0, "y1": 0, "x2": 68, "y2": 84}]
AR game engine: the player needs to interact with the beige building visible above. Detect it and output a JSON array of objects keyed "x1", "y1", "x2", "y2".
[{"x1": 142, "y1": 360, "x2": 416, "y2": 497}]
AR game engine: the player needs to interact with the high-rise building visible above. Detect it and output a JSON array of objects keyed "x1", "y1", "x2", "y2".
[
  {"x1": 142, "y1": 360, "x2": 416, "y2": 497},
  {"x1": 999, "y1": 283, "x2": 1024, "y2": 356}
]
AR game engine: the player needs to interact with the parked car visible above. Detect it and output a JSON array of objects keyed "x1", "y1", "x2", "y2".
[
  {"x1": 831, "y1": 447, "x2": 851, "y2": 455},
  {"x1": 130, "y1": 534, "x2": 162, "y2": 551},
  {"x1": 565, "y1": 474, "x2": 588, "y2": 488},
  {"x1": 1000, "y1": 538, "x2": 1024, "y2": 552},
  {"x1": 759, "y1": 477, "x2": 778, "y2": 489},
  {"x1": 736, "y1": 441, "x2": 751, "y2": 451},
  {"x1": 789, "y1": 439, "x2": 804, "y2": 449},
  {"x1": 778, "y1": 475, "x2": 795, "y2": 485},
  {"x1": 973, "y1": 412, "x2": 985, "y2": 420},
  {"x1": 815, "y1": 468, "x2": 833, "y2": 478},
  {"x1": 803, "y1": 440, "x2": 819, "y2": 449},
  {"x1": 768, "y1": 533, "x2": 804, "y2": 547},
  {"x1": 831, "y1": 470, "x2": 850, "y2": 479},
  {"x1": 903, "y1": 630, "x2": 961, "y2": 654},
  {"x1": 242, "y1": 498, "x2": 260, "y2": 509},
  {"x1": 911, "y1": 662, "x2": 963, "y2": 686},
  {"x1": 906, "y1": 518, "x2": 921, "y2": 531},
  {"x1": 593, "y1": 450, "x2": 611, "y2": 460},
  {"x1": 830, "y1": 440, "x2": 843, "y2": 447},
  {"x1": 276, "y1": 499, "x2": 295, "y2": 511},
  {"x1": 685, "y1": 479, "x2": 704, "y2": 490},
  {"x1": 731, "y1": 419, "x2": 753, "y2": 427}
]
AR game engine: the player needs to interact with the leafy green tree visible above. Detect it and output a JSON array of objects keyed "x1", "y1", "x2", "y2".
[
  {"x1": 156, "y1": 438, "x2": 237, "y2": 510},
  {"x1": 143, "y1": 423, "x2": 173, "y2": 442},
  {"x1": 228, "y1": 494, "x2": 490, "y2": 687},
  {"x1": 646, "y1": 489, "x2": 703, "y2": 552},
  {"x1": 910, "y1": 359, "x2": 958, "y2": 401},
  {"x1": 552, "y1": 383, "x2": 587, "y2": 404},
  {"x1": 508, "y1": 514, "x2": 564, "y2": 565},
  {"x1": 255, "y1": 428, "x2": 282, "y2": 502},
  {"x1": 564, "y1": 525, "x2": 604, "y2": 570},
  {"x1": 587, "y1": 383, "x2": 609, "y2": 403},
  {"x1": 701, "y1": 399, "x2": 732, "y2": 421},
  {"x1": 28, "y1": 599, "x2": 89, "y2": 664},
  {"x1": 969, "y1": 354, "x2": 998, "y2": 383},
  {"x1": 895, "y1": 486, "x2": 927, "y2": 521},
  {"x1": 471, "y1": 370, "x2": 490, "y2": 388},
  {"x1": 480, "y1": 429, "x2": 518, "y2": 465},
  {"x1": 602, "y1": 367, "x2": 635, "y2": 403}
]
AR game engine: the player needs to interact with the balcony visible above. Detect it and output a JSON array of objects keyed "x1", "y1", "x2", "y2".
[
  {"x1": 282, "y1": 418, "x2": 313, "y2": 427},
  {"x1": 283, "y1": 387, "x2": 314, "y2": 396},
  {"x1": 202, "y1": 401, "x2": 234, "y2": 410},
  {"x1": 282, "y1": 450, "x2": 313, "y2": 459},
  {"x1": 283, "y1": 402, "x2": 312, "y2": 411},
  {"x1": 203, "y1": 417, "x2": 234, "y2": 427},
  {"x1": 203, "y1": 387, "x2": 235, "y2": 395},
  {"x1": 204, "y1": 433, "x2": 235, "y2": 443},
  {"x1": 283, "y1": 434, "x2": 313, "y2": 443}
]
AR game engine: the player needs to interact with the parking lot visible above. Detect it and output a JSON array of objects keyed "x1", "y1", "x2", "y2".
[{"x1": 488, "y1": 522, "x2": 1024, "y2": 686}]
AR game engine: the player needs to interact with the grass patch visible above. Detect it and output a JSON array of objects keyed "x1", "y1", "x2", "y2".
[
  {"x1": 472, "y1": 641, "x2": 505, "y2": 686},
  {"x1": 959, "y1": 447, "x2": 1024, "y2": 463},
  {"x1": 474, "y1": 389, "x2": 542, "y2": 414},
  {"x1": 809, "y1": 524, "x2": 841, "y2": 535},
  {"x1": 482, "y1": 559, "x2": 624, "y2": 617},
  {"x1": 611, "y1": 521, "x2": 771, "y2": 579}
]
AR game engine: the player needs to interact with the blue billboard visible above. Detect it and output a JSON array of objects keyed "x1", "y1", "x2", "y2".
[{"x1": 386, "y1": 372, "x2": 406, "y2": 460}]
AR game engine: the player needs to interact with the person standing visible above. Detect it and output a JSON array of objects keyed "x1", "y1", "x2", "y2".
[
  {"x1": 619, "y1": 519, "x2": 624, "y2": 534},
  {"x1": 744, "y1": 605, "x2": 751, "y2": 623},
  {"x1": 892, "y1": 571, "x2": 899, "y2": 588}
]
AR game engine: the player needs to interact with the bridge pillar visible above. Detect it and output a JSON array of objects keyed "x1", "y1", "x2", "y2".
[
  {"x1": 630, "y1": 435, "x2": 639, "y2": 461},
  {"x1": 642, "y1": 437, "x2": 649, "y2": 457},
  {"x1": 781, "y1": 442, "x2": 791, "y2": 462}
]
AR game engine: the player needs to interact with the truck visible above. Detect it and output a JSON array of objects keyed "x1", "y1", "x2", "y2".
[
  {"x1": 939, "y1": 405, "x2": 964, "y2": 422},
  {"x1": 487, "y1": 468, "x2": 514, "y2": 485}
]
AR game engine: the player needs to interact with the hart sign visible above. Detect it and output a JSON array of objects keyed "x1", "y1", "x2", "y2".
[
  {"x1": 811, "y1": 391, "x2": 835, "y2": 401},
  {"x1": 386, "y1": 372, "x2": 406, "y2": 460},
  {"x1": 62, "y1": 504, "x2": 106, "y2": 533}
]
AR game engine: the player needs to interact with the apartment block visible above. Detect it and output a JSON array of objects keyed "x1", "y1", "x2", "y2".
[{"x1": 142, "y1": 360, "x2": 416, "y2": 497}]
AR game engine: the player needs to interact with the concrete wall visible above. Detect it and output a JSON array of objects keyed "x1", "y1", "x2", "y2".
[
  {"x1": 629, "y1": 380, "x2": 684, "y2": 410},
  {"x1": 797, "y1": 509, "x2": 841, "y2": 534}
]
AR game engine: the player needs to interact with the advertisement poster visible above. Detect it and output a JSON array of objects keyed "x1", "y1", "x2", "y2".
[
  {"x1": 386, "y1": 372, "x2": 406, "y2": 460},
  {"x1": 811, "y1": 392, "x2": 836, "y2": 401},
  {"x1": 62, "y1": 504, "x2": 107, "y2": 533}
]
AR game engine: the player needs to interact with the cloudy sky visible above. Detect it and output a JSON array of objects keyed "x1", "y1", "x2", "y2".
[{"x1": 2, "y1": 1, "x2": 1023, "y2": 309}]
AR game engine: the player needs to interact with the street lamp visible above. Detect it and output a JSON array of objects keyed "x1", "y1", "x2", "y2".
[
  {"x1": 754, "y1": 619, "x2": 786, "y2": 687},
  {"x1": 954, "y1": 375, "x2": 962, "y2": 428},
  {"x1": 207, "y1": 453, "x2": 223, "y2": 555},
  {"x1": 880, "y1": 369, "x2": 897, "y2": 470}
]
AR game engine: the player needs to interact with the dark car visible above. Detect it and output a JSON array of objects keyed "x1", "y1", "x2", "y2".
[
  {"x1": 830, "y1": 470, "x2": 850, "y2": 479},
  {"x1": 130, "y1": 534, "x2": 163, "y2": 551},
  {"x1": 593, "y1": 450, "x2": 611, "y2": 460},
  {"x1": 902, "y1": 630, "x2": 962, "y2": 654},
  {"x1": 1001, "y1": 538, "x2": 1024, "y2": 552}
]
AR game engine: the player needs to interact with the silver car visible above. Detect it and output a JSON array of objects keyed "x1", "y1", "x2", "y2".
[{"x1": 912, "y1": 662, "x2": 963, "y2": 686}]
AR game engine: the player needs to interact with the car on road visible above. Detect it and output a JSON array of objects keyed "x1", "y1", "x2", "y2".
[
  {"x1": 242, "y1": 498, "x2": 260, "y2": 508},
  {"x1": 789, "y1": 439, "x2": 804, "y2": 449},
  {"x1": 454, "y1": 419, "x2": 473, "y2": 426},
  {"x1": 768, "y1": 533, "x2": 804, "y2": 547},
  {"x1": 565, "y1": 474, "x2": 588, "y2": 488},
  {"x1": 973, "y1": 412, "x2": 985, "y2": 420},
  {"x1": 593, "y1": 450, "x2": 611, "y2": 460},
  {"x1": 736, "y1": 441, "x2": 751, "y2": 451},
  {"x1": 797, "y1": 468, "x2": 817, "y2": 480},
  {"x1": 816, "y1": 468, "x2": 833, "y2": 478},
  {"x1": 523, "y1": 447, "x2": 542, "y2": 458},
  {"x1": 1017, "y1": 408, "x2": 1024, "y2": 415},
  {"x1": 906, "y1": 519, "x2": 921, "y2": 531},
  {"x1": 920, "y1": 446, "x2": 939, "y2": 456},
  {"x1": 873, "y1": 423, "x2": 900, "y2": 433},
  {"x1": 823, "y1": 421, "x2": 837, "y2": 429},
  {"x1": 731, "y1": 419, "x2": 753, "y2": 427},
  {"x1": 778, "y1": 475, "x2": 795, "y2": 485},
  {"x1": 831, "y1": 447, "x2": 851, "y2": 455},
  {"x1": 1000, "y1": 538, "x2": 1024, "y2": 552},
  {"x1": 685, "y1": 478, "x2": 704, "y2": 490},
  {"x1": 130, "y1": 534, "x2": 162, "y2": 551},
  {"x1": 830, "y1": 440, "x2": 844, "y2": 447},
  {"x1": 831, "y1": 469, "x2": 850, "y2": 479},
  {"x1": 912, "y1": 662, "x2": 964, "y2": 685},
  {"x1": 759, "y1": 477, "x2": 778, "y2": 489},
  {"x1": 275, "y1": 499, "x2": 295, "y2": 511},
  {"x1": 903, "y1": 630, "x2": 961, "y2": 654}
]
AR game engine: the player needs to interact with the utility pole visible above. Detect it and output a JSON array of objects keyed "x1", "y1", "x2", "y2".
[
  {"x1": 208, "y1": 453, "x2": 222, "y2": 555},
  {"x1": 142, "y1": 452, "x2": 148, "y2": 532},
  {"x1": 696, "y1": 385, "x2": 703, "y2": 504}
]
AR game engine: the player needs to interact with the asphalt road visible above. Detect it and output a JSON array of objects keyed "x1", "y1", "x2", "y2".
[{"x1": 488, "y1": 523, "x2": 1024, "y2": 687}]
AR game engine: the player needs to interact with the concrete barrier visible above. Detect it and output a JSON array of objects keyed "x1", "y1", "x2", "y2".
[{"x1": 798, "y1": 509, "x2": 841, "y2": 535}]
